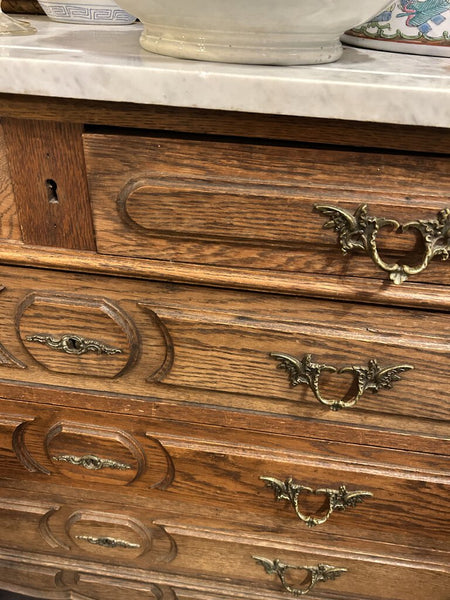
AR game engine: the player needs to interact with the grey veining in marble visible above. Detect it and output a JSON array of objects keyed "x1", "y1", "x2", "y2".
[{"x1": 0, "y1": 16, "x2": 449, "y2": 127}]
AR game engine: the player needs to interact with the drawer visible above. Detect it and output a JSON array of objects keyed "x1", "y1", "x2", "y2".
[
  {"x1": 0, "y1": 555, "x2": 178, "y2": 600},
  {"x1": 83, "y1": 131, "x2": 450, "y2": 286},
  {"x1": 1, "y1": 399, "x2": 448, "y2": 552},
  {"x1": 0, "y1": 264, "x2": 448, "y2": 426},
  {"x1": 0, "y1": 487, "x2": 448, "y2": 600}
]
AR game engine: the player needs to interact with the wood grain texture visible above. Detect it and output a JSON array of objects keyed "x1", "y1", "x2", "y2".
[
  {"x1": 0, "y1": 242, "x2": 449, "y2": 311},
  {"x1": 0, "y1": 96, "x2": 448, "y2": 600},
  {"x1": 0, "y1": 553, "x2": 176, "y2": 600},
  {"x1": 0, "y1": 486, "x2": 448, "y2": 600},
  {"x1": 1, "y1": 93, "x2": 450, "y2": 153},
  {"x1": 84, "y1": 132, "x2": 450, "y2": 286},
  {"x1": 0, "y1": 123, "x2": 21, "y2": 242},
  {"x1": 16, "y1": 292, "x2": 140, "y2": 378},
  {"x1": 1, "y1": 119, "x2": 96, "y2": 250},
  {"x1": 1, "y1": 379, "x2": 447, "y2": 456},
  {"x1": 0, "y1": 400, "x2": 448, "y2": 553},
  {"x1": 0, "y1": 264, "x2": 448, "y2": 427}
]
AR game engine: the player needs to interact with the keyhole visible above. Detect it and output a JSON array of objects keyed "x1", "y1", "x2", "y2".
[
  {"x1": 66, "y1": 337, "x2": 82, "y2": 351},
  {"x1": 46, "y1": 179, "x2": 59, "y2": 204}
]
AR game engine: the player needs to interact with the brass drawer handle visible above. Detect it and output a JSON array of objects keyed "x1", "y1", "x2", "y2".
[
  {"x1": 260, "y1": 477, "x2": 372, "y2": 527},
  {"x1": 271, "y1": 353, "x2": 413, "y2": 411},
  {"x1": 26, "y1": 333, "x2": 122, "y2": 356},
  {"x1": 314, "y1": 204, "x2": 450, "y2": 284},
  {"x1": 76, "y1": 535, "x2": 140, "y2": 549},
  {"x1": 253, "y1": 556, "x2": 347, "y2": 596},
  {"x1": 52, "y1": 453, "x2": 132, "y2": 471}
]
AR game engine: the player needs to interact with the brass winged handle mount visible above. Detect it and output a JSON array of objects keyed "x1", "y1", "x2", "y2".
[
  {"x1": 260, "y1": 476, "x2": 372, "y2": 527},
  {"x1": 314, "y1": 204, "x2": 449, "y2": 284},
  {"x1": 271, "y1": 352, "x2": 413, "y2": 411},
  {"x1": 253, "y1": 556, "x2": 347, "y2": 596}
]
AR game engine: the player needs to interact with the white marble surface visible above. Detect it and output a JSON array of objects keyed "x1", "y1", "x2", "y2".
[{"x1": 0, "y1": 16, "x2": 449, "y2": 127}]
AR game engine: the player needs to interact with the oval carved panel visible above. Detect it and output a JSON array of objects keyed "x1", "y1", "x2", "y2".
[
  {"x1": 45, "y1": 421, "x2": 175, "y2": 489},
  {"x1": 16, "y1": 292, "x2": 140, "y2": 378},
  {"x1": 66, "y1": 510, "x2": 177, "y2": 564}
]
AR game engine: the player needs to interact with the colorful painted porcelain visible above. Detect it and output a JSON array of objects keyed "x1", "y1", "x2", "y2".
[
  {"x1": 342, "y1": 1, "x2": 450, "y2": 57},
  {"x1": 38, "y1": 0, "x2": 136, "y2": 24},
  {"x1": 113, "y1": 0, "x2": 391, "y2": 64}
]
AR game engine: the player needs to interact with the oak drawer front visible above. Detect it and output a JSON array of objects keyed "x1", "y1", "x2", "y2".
[
  {"x1": 0, "y1": 487, "x2": 448, "y2": 600},
  {"x1": 0, "y1": 264, "x2": 448, "y2": 424},
  {"x1": 1, "y1": 400, "x2": 448, "y2": 552},
  {"x1": 0, "y1": 558, "x2": 177, "y2": 600},
  {"x1": 84, "y1": 132, "x2": 450, "y2": 286}
]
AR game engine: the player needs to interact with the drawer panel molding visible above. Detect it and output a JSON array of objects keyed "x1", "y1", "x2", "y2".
[
  {"x1": 84, "y1": 132, "x2": 450, "y2": 285},
  {"x1": 0, "y1": 285, "x2": 26, "y2": 369},
  {"x1": 66, "y1": 509, "x2": 177, "y2": 563},
  {"x1": 16, "y1": 291, "x2": 140, "y2": 378},
  {"x1": 0, "y1": 494, "x2": 177, "y2": 567},
  {"x1": 45, "y1": 421, "x2": 175, "y2": 489},
  {"x1": 0, "y1": 559, "x2": 177, "y2": 600}
]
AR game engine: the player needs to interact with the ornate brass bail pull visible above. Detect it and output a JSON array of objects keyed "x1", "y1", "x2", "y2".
[
  {"x1": 271, "y1": 352, "x2": 413, "y2": 411},
  {"x1": 253, "y1": 557, "x2": 347, "y2": 596},
  {"x1": 260, "y1": 476, "x2": 372, "y2": 527},
  {"x1": 314, "y1": 204, "x2": 450, "y2": 284},
  {"x1": 26, "y1": 333, "x2": 122, "y2": 356}
]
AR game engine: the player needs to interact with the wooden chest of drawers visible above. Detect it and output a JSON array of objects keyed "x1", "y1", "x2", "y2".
[{"x1": 0, "y1": 97, "x2": 448, "y2": 600}]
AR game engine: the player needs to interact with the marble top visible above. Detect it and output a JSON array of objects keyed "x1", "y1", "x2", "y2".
[{"x1": 0, "y1": 16, "x2": 449, "y2": 128}]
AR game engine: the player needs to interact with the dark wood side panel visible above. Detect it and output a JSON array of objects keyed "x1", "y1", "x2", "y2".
[{"x1": 1, "y1": 118, "x2": 96, "y2": 250}]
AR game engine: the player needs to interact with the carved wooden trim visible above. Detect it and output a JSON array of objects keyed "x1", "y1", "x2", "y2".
[
  {"x1": 45, "y1": 421, "x2": 147, "y2": 484},
  {"x1": 11, "y1": 419, "x2": 50, "y2": 474},
  {"x1": 16, "y1": 291, "x2": 141, "y2": 378},
  {"x1": 0, "y1": 560, "x2": 176, "y2": 599},
  {"x1": 0, "y1": 285, "x2": 27, "y2": 368},
  {"x1": 139, "y1": 304, "x2": 175, "y2": 383},
  {"x1": 145, "y1": 433, "x2": 176, "y2": 491},
  {"x1": 38, "y1": 506, "x2": 70, "y2": 550},
  {"x1": 65, "y1": 510, "x2": 177, "y2": 563},
  {"x1": 0, "y1": 242, "x2": 448, "y2": 311}
]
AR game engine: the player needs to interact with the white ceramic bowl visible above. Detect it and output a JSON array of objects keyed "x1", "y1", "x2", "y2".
[
  {"x1": 113, "y1": 0, "x2": 392, "y2": 64},
  {"x1": 342, "y1": 1, "x2": 450, "y2": 57},
  {"x1": 38, "y1": 0, "x2": 136, "y2": 24}
]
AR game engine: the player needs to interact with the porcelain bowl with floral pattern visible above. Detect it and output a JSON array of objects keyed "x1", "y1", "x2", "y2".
[
  {"x1": 38, "y1": 0, "x2": 136, "y2": 24},
  {"x1": 113, "y1": 0, "x2": 391, "y2": 64},
  {"x1": 342, "y1": 0, "x2": 450, "y2": 57}
]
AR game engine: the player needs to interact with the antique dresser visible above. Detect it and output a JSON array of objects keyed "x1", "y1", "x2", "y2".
[{"x1": 0, "y1": 16, "x2": 448, "y2": 600}]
